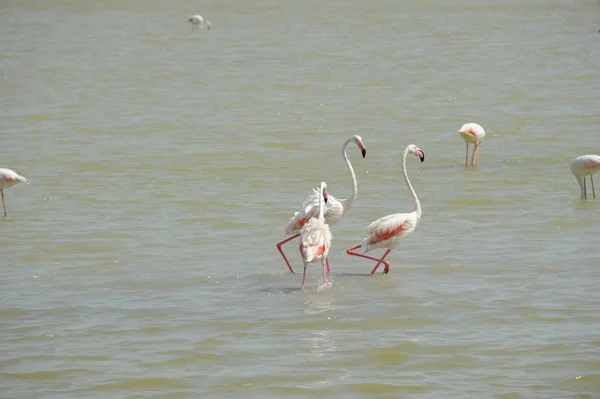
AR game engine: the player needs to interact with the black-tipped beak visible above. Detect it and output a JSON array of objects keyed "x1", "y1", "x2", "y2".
[
  {"x1": 361, "y1": 149, "x2": 366, "y2": 158},
  {"x1": 419, "y1": 151, "x2": 425, "y2": 162}
]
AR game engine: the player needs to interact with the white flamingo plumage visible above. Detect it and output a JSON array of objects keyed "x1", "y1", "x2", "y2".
[
  {"x1": 0, "y1": 168, "x2": 29, "y2": 218},
  {"x1": 277, "y1": 135, "x2": 366, "y2": 274},
  {"x1": 187, "y1": 15, "x2": 211, "y2": 31},
  {"x1": 346, "y1": 145, "x2": 425, "y2": 275},
  {"x1": 571, "y1": 154, "x2": 600, "y2": 199},
  {"x1": 458, "y1": 123, "x2": 485, "y2": 167},
  {"x1": 299, "y1": 181, "x2": 332, "y2": 291}
]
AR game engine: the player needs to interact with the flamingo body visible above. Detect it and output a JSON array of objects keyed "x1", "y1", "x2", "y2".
[
  {"x1": 277, "y1": 135, "x2": 366, "y2": 273},
  {"x1": 361, "y1": 211, "x2": 420, "y2": 253},
  {"x1": 571, "y1": 154, "x2": 600, "y2": 199},
  {"x1": 458, "y1": 123, "x2": 485, "y2": 167},
  {"x1": 187, "y1": 15, "x2": 211, "y2": 30},
  {"x1": 299, "y1": 182, "x2": 332, "y2": 291},
  {"x1": 0, "y1": 168, "x2": 30, "y2": 218},
  {"x1": 346, "y1": 144, "x2": 424, "y2": 275}
]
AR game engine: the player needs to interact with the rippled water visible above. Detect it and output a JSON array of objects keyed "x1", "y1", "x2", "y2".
[{"x1": 2, "y1": 0, "x2": 600, "y2": 397}]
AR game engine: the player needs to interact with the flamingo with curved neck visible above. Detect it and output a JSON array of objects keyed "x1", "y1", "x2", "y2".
[
  {"x1": 346, "y1": 144, "x2": 424, "y2": 275},
  {"x1": 277, "y1": 135, "x2": 366, "y2": 273}
]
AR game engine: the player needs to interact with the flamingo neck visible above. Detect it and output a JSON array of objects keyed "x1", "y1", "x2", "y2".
[
  {"x1": 402, "y1": 146, "x2": 421, "y2": 217},
  {"x1": 318, "y1": 184, "x2": 325, "y2": 220},
  {"x1": 340, "y1": 138, "x2": 358, "y2": 213}
]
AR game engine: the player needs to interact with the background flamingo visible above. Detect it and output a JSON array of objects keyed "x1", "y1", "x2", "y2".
[
  {"x1": 0, "y1": 168, "x2": 30, "y2": 218},
  {"x1": 187, "y1": 15, "x2": 211, "y2": 30},
  {"x1": 299, "y1": 182, "x2": 332, "y2": 291},
  {"x1": 458, "y1": 123, "x2": 485, "y2": 167},
  {"x1": 346, "y1": 144, "x2": 424, "y2": 275},
  {"x1": 571, "y1": 155, "x2": 600, "y2": 199},
  {"x1": 277, "y1": 135, "x2": 366, "y2": 273}
]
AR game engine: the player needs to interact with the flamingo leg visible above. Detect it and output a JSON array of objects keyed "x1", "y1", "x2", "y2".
[
  {"x1": 322, "y1": 259, "x2": 327, "y2": 286},
  {"x1": 465, "y1": 144, "x2": 469, "y2": 167},
  {"x1": 584, "y1": 177, "x2": 587, "y2": 200},
  {"x1": 301, "y1": 265, "x2": 307, "y2": 291},
  {"x1": 276, "y1": 233, "x2": 300, "y2": 274},
  {"x1": 474, "y1": 144, "x2": 479, "y2": 168},
  {"x1": 346, "y1": 245, "x2": 391, "y2": 273},
  {"x1": 369, "y1": 249, "x2": 392, "y2": 275},
  {"x1": 592, "y1": 175, "x2": 596, "y2": 199},
  {"x1": 326, "y1": 256, "x2": 331, "y2": 274},
  {"x1": 1, "y1": 189, "x2": 6, "y2": 218}
]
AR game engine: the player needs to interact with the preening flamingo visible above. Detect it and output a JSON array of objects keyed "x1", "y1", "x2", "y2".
[
  {"x1": 346, "y1": 144, "x2": 425, "y2": 275},
  {"x1": 0, "y1": 168, "x2": 29, "y2": 218},
  {"x1": 571, "y1": 154, "x2": 600, "y2": 199},
  {"x1": 299, "y1": 182, "x2": 332, "y2": 291},
  {"x1": 277, "y1": 135, "x2": 366, "y2": 273},
  {"x1": 458, "y1": 123, "x2": 485, "y2": 167},
  {"x1": 187, "y1": 15, "x2": 211, "y2": 30}
]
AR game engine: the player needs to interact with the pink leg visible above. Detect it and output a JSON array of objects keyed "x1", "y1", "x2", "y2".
[
  {"x1": 584, "y1": 177, "x2": 587, "y2": 200},
  {"x1": 465, "y1": 144, "x2": 469, "y2": 167},
  {"x1": 592, "y1": 175, "x2": 596, "y2": 199},
  {"x1": 369, "y1": 249, "x2": 392, "y2": 275},
  {"x1": 1, "y1": 189, "x2": 6, "y2": 218},
  {"x1": 301, "y1": 265, "x2": 307, "y2": 291},
  {"x1": 346, "y1": 245, "x2": 391, "y2": 274},
  {"x1": 322, "y1": 259, "x2": 327, "y2": 286},
  {"x1": 276, "y1": 233, "x2": 300, "y2": 274},
  {"x1": 474, "y1": 144, "x2": 480, "y2": 168},
  {"x1": 326, "y1": 257, "x2": 331, "y2": 274}
]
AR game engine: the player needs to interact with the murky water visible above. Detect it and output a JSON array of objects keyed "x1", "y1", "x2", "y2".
[{"x1": 1, "y1": 0, "x2": 599, "y2": 397}]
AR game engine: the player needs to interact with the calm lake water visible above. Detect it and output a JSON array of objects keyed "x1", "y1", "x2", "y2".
[{"x1": 1, "y1": 0, "x2": 599, "y2": 398}]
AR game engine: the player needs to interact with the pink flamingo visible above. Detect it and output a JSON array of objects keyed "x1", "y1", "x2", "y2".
[
  {"x1": 299, "y1": 182, "x2": 332, "y2": 291},
  {"x1": 458, "y1": 123, "x2": 485, "y2": 167},
  {"x1": 277, "y1": 135, "x2": 366, "y2": 274},
  {"x1": 346, "y1": 144, "x2": 424, "y2": 275},
  {"x1": 571, "y1": 155, "x2": 600, "y2": 199},
  {"x1": 0, "y1": 168, "x2": 29, "y2": 218}
]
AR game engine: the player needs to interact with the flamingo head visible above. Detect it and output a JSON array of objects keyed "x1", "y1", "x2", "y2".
[
  {"x1": 352, "y1": 135, "x2": 367, "y2": 158},
  {"x1": 408, "y1": 144, "x2": 425, "y2": 162},
  {"x1": 188, "y1": 17, "x2": 194, "y2": 23},
  {"x1": 206, "y1": 21, "x2": 212, "y2": 30},
  {"x1": 319, "y1": 181, "x2": 328, "y2": 203}
]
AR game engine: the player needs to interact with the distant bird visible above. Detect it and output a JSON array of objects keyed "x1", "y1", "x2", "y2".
[
  {"x1": 346, "y1": 145, "x2": 425, "y2": 275},
  {"x1": 458, "y1": 123, "x2": 486, "y2": 167},
  {"x1": 0, "y1": 168, "x2": 29, "y2": 218},
  {"x1": 187, "y1": 14, "x2": 211, "y2": 30},
  {"x1": 277, "y1": 135, "x2": 367, "y2": 274},
  {"x1": 570, "y1": 154, "x2": 600, "y2": 199},
  {"x1": 299, "y1": 182, "x2": 332, "y2": 291}
]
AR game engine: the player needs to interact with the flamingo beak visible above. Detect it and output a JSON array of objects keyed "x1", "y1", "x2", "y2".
[
  {"x1": 323, "y1": 191, "x2": 328, "y2": 203},
  {"x1": 361, "y1": 148, "x2": 366, "y2": 158},
  {"x1": 417, "y1": 150, "x2": 425, "y2": 162}
]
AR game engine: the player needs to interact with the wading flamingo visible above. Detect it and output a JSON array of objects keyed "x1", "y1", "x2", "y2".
[
  {"x1": 299, "y1": 182, "x2": 332, "y2": 291},
  {"x1": 346, "y1": 144, "x2": 424, "y2": 275},
  {"x1": 277, "y1": 135, "x2": 366, "y2": 273},
  {"x1": 0, "y1": 168, "x2": 29, "y2": 218},
  {"x1": 187, "y1": 15, "x2": 211, "y2": 30},
  {"x1": 571, "y1": 154, "x2": 600, "y2": 199},
  {"x1": 458, "y1": 123, "x2": 485, "y2": 167}
]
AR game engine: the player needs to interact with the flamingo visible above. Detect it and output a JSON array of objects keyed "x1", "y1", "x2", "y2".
[
  {"x1": 346, "y1": 144, "x2": 425, "y2": 275},
  {"x1": 458, "y1": 123, "x2": 485, "y2": 167},
  {"x1": 570, "y1": 155, "x2": 600, "y2": 199},
  {"x1": 277, "y1": 135, "x2": 367, "y2": 274},
  {"x1": 187, "y1": 15, "x2": 211, "y2": 31},
  {"x1": 299, "y1": 181, "x2": 332, "y2": 291},
  {"x1": 0, "y1": 168, "x2": 30, "y2": 218}
]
